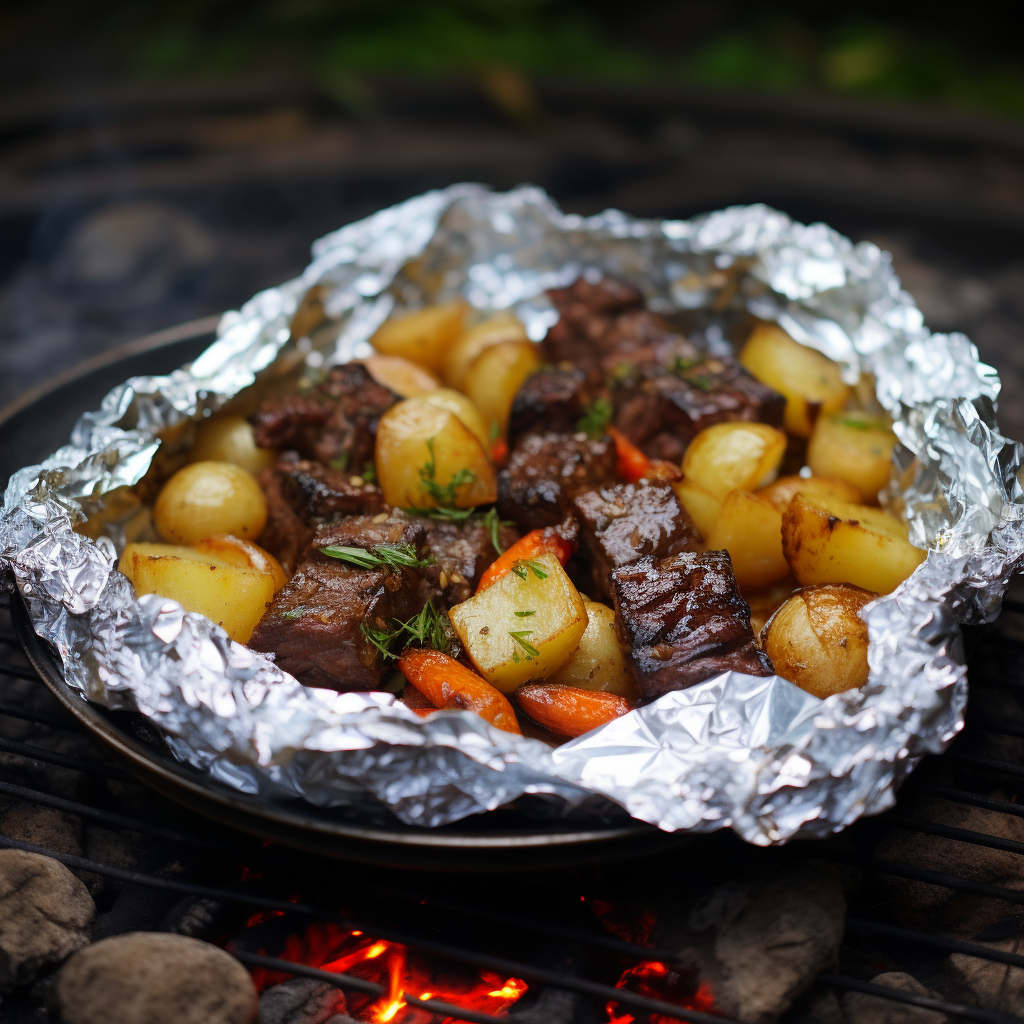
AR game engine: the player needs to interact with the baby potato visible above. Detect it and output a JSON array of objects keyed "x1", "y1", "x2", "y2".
[
  {"x1": 671, "y1": 478, "x2": 720, "y2": 541},
  {"x1": 449, "y1": 553, "x2": 589, "y2": 693},
  {"x1": 370, "y1": 300, "x2": 468, "y2": 373},
  {"x1": 763, "y1": 584, "x2": 876, "y2": 699},
  {"x1": 681, "y1": 422, "x2": 787, "y2": 500},
  {"x1": 120, "y1": 542, "x2": 275, "y2": 644},
  {"x1": 463, "y1": 340, "x2": 541, "y2": 439},
  {"x1": 444, "y1": 311, "x2": 529, "y2": 390},
  {"x1": 546, "y1": 597, "x2": 637, "y2": 698},
  {"x1": 758, "y1": 473, "x2": 862, "y2": 513},
  {"x1": 193, "y1": 535, "x2": 287, "y2": 591},
  {"x1": 190, "y1": 413, "x2": 278, "y2": 475},
  {"x1": 705, "y1": 490, "x2": 789, "y2": 590},
  {"x1": 781, "y1": 493, "x2": 926, "y2": 594},
  {"x1": 739, "y1": 324, "x2": 849, "y2": 437},
  {"x1": 359, "y1": 353, "x2": 440, "y2": 397},
  {"x1": 154, "y1": 461, "x2": 268, "y2": 546},
  {"x1": 807, "y1": 411, "x2": 897, "y2": 503},
  {"x1": 418, "y1": 387, "x2": 490, "y2": 448},
  {"x1": 375, "y1": 397, "x2": 497, "y2": 509}
]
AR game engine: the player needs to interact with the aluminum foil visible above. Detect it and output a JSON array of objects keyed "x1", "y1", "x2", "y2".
[{"x1": 3, "y1": 184, "x2": 1023, "y2": 845}]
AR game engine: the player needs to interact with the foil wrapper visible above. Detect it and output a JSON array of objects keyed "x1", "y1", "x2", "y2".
[{"x1": 3, "y1": 185, "x2": 1023, "y2": 845}]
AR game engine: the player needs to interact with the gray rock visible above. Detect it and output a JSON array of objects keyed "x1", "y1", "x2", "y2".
[
  {"x1": 50, "y1": 932, "x2": 257, "y2": 1024},
  {"x1": 258, "y1": 976, "x2": 348, "y2": 1024},
  {"x1": 0, "y1": 849, "x2": 94, "y2": 991},
  {"x1": 0, "y1": 801, "x2": 83, "y2": 858},
  {"x1": 950, "y1": 939, "x2": 1024, "y2": 1013},
  {"x1": 843, "y1": 972, "x2": 948, "y2": 1024}
]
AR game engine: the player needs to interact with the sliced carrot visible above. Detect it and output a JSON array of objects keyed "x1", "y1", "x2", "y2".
[
  {"x1": 607, "y1": 426, "x2": 681, "y2": 484},
  {"x1": 515, "y1": 684, "x2": 632, "y2": 738},
  {"x1": 475, "y1": 528, "x2": 576, "y2": 593},
  {"x1": 398, "y1": 648, "x2": 521, "y2": 734},
  {"x1": 490, "y1": 436, "x2": 509, "y2": 465}
]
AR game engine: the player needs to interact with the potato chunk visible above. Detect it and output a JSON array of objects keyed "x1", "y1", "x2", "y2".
[
  {"x1": 154, "y1": 461, "x2": 268, "y2": 545},
  {"x1": 449, "y1": 553, "x2": 589, "y2": 693},
  {"x1": 670, "y1": 479, "x2": 721, "y2": 541},
  {"x1": 758, "y1": 473, "x2": 862, "y2": 512},
  {"x1": 418, "y1": 387, "x2": 490, "y2": 448},
  {"x1": 444, "y1": 311, "x2": 528, "y2": 390},
  {"x1": 806, "y1": 411, "x2": 897, "y2": 502},
  {"x1": 463, "y1": 340, "x2": 541, "y2": 439},
  {"x1": 193, "y1": 536, "x2": 287, "y2": 591},
  {"x1": 681, "y1": 422, "x2": 787, "y2": 500},
  {"x1": 739, "y1": 324, "x2": 849, "y2": 437},
  {"x1": 375, "y1": 398, "x2": 497, "y2": 509},
  {"x1": 190, "y1": 413, "x2": 278, "y2": 475},
  {"x1": 781, "y1": 494, "x2": 926, "y2": 594},
  {"x1": 763, "y1": 584, "x2": 875, "y2": 698},
  {"x1": 370, "y1": 301, "x2": 468, "y2": 373},
  {"x1": 546, "y1": 598, "x2": 636, "y2": 698},
  {"x1": 705, "y1": 490, "x2": 789, "y2": 590},
  {"x1": 359, "y1": 354, "x2": 439, "y2": 397},
  {"x1": 120, "y1": 542, "x2": 275, "y2": 643}
]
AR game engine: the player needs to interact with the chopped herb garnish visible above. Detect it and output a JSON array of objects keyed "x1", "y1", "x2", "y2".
[
  {"x1": 329, "y1": 451, "x2": 350, "y2": 472},
  {"x1": 281, "y1": 606, "x2": 307, "y2": 620},
  {"x1": 671, "y1": 355, "x2": 698, "y2": 374},
  {"x1": 361, "y1": 460, "x2": 377, "y2": 483},
  {"x1": 489, "y1": 420, "x2": 501, "y2": 444},
  {"x1": 575, "y1": 397, "x2": 613, "y2": 440},
  {"x1": 511, "y1": 558, "x2": 549, "y2": 581},
  {"x1": 835, "y1": 414, "x2": 878, "y2": 431},
  {"x1": 608, "y1": 361, "x2": 636, "y2": 386},
  {"x1": 514, "y1": 610, "x2": 536, "y2": 617},
  {"x1": 419, "y1": 436, "x2": 476, "y2": 506},
  {"x1": 481, "y1": 507, "x2": 512, "y2": 555},
  {"x1": 320, "y1": 543, "x2": 434, "y2": 571},
  {"x1": 686, "y1": 374, "x2": 714, "y2": 392},
  {"x1": 509, "y1": 630, "x2": 539, "y2": 660},
  {"x1": 405, "y1": 503, "x2": 475, "y2": 521},
  {"x1": 359, "y1": 600, "x2": 453, "y2": 661}
]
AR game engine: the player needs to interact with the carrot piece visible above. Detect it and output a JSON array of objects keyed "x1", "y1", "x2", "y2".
[
  {"x1": 490, "y1": 436, "x2": 509, "y2": 465},
  {"x1": 515, "y1": 683, "x2": 632, "y2": 738},
  {"x1": 398, "y1": 648, "x2": 521, "y2": 734},
  {"x1": 475, "y1": 528, "x2": 576, "y2": 593},
  {"x1": 608, "y1": 426, "x2": 681, "y2": 484}
]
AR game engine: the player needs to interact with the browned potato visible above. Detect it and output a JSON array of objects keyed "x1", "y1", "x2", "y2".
[
  {"x1": 671, "y1": 479, "x2": 720, "y2": 542},
  {"x1": 806, "y1": 411, "x2": 897, "y2": 503},
  {"x1": 190, "y1": 414, "x2": 278, "y2": 475},
  {"x1": 745, "y1": 577, "x2": 798, "y2": 637},
  {"x1": 681, "y1": 422, "x2": 787, "y2": 500},
  {"x1": 463, "y1": 340, "x2": 541, "y2": 439},
  {"x1": 781, "y1": 494, "x2": 926, "y2": 594},
  {"x1": 193, "y1": 536, "x2": 287, "y2": 591},
  {"x1": 370, "y1": 300, "x2": 468, "y2": 373},
  {"x1": 443, "y1": 311, "x2": 528, "y2": 390},
  {"x1": 154, "y1": 461, "x2": 268, "y2": 545},
  {"x1": 706, "y1": 490, "x2": 789, "y2": 590},
  {"x1": 758, "y1": 473, "x2": 862, "y2": 513},
  {"x1": 418, "y1": 387, "x2": 490, "y2": 448},
  {"x1": 739, "y1": 324, "x2": 849, "y2": 437},
  {"x1": 359, "y1": 353, "x2": 440, "y2": 397},
  {"x1": 762, "y1": 584, "x2": 876, "y2": 698},
  {"x1": 545, "y1": 597, "x2": 637, "y2": 698},
  {"x1": 374, "y1": 397, "x2": 496, "y2": 509},
  {"x1": 120, "y1": 542, "x2": 276, "y2": 643}
]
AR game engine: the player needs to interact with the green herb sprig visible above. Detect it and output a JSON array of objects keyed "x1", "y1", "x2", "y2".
[
  {"x1": 511, "y1": 558, "x2": 549, "y2": 581},
  {"x1": 575, "y1": 397, "x2": 613, "y2": 440},
  {"x1": 481, "y1": 507, "x2": 512, "y2": 555},
  {"x1": 509, "y1": 630, "x2": 539, "y2": 662},
  {"x1": 320, "y1": 543, "x2": 434, "y2": 571},
  {"x1": 359, "y1": 600, "x2": 453, "y2": 661}
]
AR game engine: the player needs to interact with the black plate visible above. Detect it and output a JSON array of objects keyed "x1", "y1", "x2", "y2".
[{"x1": 2, "y1": 321, "x2": 685, "y2": 869}]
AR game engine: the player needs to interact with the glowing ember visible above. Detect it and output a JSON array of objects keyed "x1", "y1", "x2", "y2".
[{"x1": 606, "y1": 961, "x2": 716, "y2": 1024}]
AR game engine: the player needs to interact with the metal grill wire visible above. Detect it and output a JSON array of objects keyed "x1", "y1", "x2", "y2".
[{"x1": 4, "y1": 592, "x2": 1024, "y2": 1024}]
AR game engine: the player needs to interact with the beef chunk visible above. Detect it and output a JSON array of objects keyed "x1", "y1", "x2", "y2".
[
  {"x1": 611, "y1": 551, "x2": 773, "y2": 704},
  {"x1": 507, "y1": 368, "x2": 590, "y2": 446},
  {"x1": 256, "y1": 468, "x2": 314, "y2": 575},
  {"x1": 497, "y1": 432, "x2": 617, "y2": 532},
  {"x1": 421, "y1": 518, "x2": 520, "y2": 605},
  {"x1": 250, "y1": 363, "x2": 397, "y2": 467},
  {"x1": 613, "y1": 361, "x2": 785, "y2": 462},
  {"x1": 314, "y1": 508, "x2": 425, "y2": 553},
  {"x1": 249, "y1": 552, "x2": 435, "y2": 691},
  {"x1": 572, "y1": 483, "x2": 701, "y2": 602}
]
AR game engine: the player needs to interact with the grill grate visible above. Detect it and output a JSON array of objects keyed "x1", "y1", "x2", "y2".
[{"x1": 4, "y1": 589, "x2": 1024, "y2": 1024}]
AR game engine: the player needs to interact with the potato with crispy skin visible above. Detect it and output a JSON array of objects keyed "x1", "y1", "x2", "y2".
[
  {"x1": 359, "y1": 354, "x2": 440, "y2": 397},
  {"x1": 806, "y1": 411, "x2": 897, "y2": 503},
  {"x1": 444, "y1": 311, "x2": 529, "y2": 389},
  {"x1": 192, "y1": 536, "x2": 287, "y2": 591},
  {"x1": 190, "y1": 414, "x2": 279, "y2": 475},
  {"x1": 670, "y1": 478, "x2": 721, "y2": 541},
  {"x1": 739, "y1": 324, "x2": 849, "y2": 437},
  {"x1": 154, "y1": 461, "x2": 268, "y2": 545},
  {"x1": 418, "y1": 387, "x2": 491, "y2": 448},
  {"x1": 781, "y1": 493, "x2": 925, "y2": 594},
  {"x1": 374, "y1": 397, "x2": 497, "y2": 510},
  {"x1": 681, "y1": 422, "x2": 787, "y2": 500},
  {"x1": 370, "y1": 301, "x2": 468, "y2": 373},
  {"x1": 762, "y1": 584, "x2": 876, "y2": 698},
  {"x1": 758, "y1": 474, "x2": 862, "y2": 513},
  {"x1": 463, "y1": 340, "x2": 541, "y2": 440},
  {"x1": 545, "y1": 597, "x2": 636, "y2": 697},
  {"x1": 706, "y1": 490, "x2": 789, "y2": 590}
]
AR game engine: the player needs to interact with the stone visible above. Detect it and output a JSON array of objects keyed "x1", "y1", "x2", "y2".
[
  {"x1": 843, "y1": 972, "x2": 948, "y2": 1024},
  {"x1": 0, "y1": 801, "x2": 83, "y2": 858},
  {"x1": 258, "y1": 977, "x2": 348, "y2": 1024},
  {"x1": 0, "y1": 849, "x2": 94, "y2": 991},
  {"x1": 950, "y1": 939, "x2": 1024, "y2": 1012},
  {"x1": 50, "y1": 932, "x2": 257, "y2": 1024}
]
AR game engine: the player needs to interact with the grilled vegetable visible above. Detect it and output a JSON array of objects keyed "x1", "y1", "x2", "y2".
[
  {"x1": 190, "y1": 413, "x2": 278, "y2": 475},
  {"x1": 545, "y1": 598, "x2": 636, "y2": 697},
  {"x1": 806, "y1": 411, "x2": 897, "y2": 503},
  {"x1": 758, "y1": 473, "x2": 862, "y2": 512},
  {"x1": 475, "y1": 529, "x2": 576, "y2": 593},
  {"x1": 705, "y1": 490, "x2": 789, "y2": 590},
  {"x1": 444, "y1": 311, "x2": 529, "y2": 389},
  {"x1": 463, "y1": 340, "x2": 541, "y2": 440},
  {"x1": 418, "y1": 387, "x2": 491, "y2": 448},
  {"x1": 681, "y1": 422, "x2": 787, "y2": 500},
  {"x1": 370, "y1": 300, "x2": 467, "y2": 373},
  {"x1": 515, "y1": 683, "x2": 631, "y2": 737},
  {"x1": 154, "y1": 461, "x2": 268, "y2": 545},
  {"x1": 359, "y1": 353, "x2": 440, "y2": 397},
  {"x1": 670, "y1": 478, "x2": 721, "y2": 541}
]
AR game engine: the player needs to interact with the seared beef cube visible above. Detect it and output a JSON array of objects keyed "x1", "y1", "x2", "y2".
[
  {"x1": 314, "y1": 509, "x2": 425, "y2": 553},
  {"x1": 280, "y1": 460, "x2": 385, "y2": 522},
  {"x1": 614, "y1": 361, "x2": 785, "y2": 462},
  {"x1": 421, "y1": 518, "x2": 520, "y2": 605},
  {"x1": 256, "y1": 468, "x2": 315, "y2": 575},
  {"x1": 507, "y1": 368, "x2": 590, "y2": 445},
  {"x1": 250, "y1": 363, "x2": 397, "y2": 468},
  {"x1": 248, "y1": 553, "x2": 434, "y2": 691},
  {"x1": 497, "y1": 432, "x2": 617, "y2": 532},
  {"x1": 572, "y1": 483, "x2": 700, "y2": 602},
  {"x1": 611, "y1": 551, "x2": 773, "y2": 704}
]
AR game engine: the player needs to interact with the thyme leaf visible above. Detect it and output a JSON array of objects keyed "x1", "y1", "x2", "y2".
[
  {"x1": 419, "y1": 437, "x2": 476, "y2": 506},
  {"x1": 361, "y1": 460, "x2": 377, "y2": 483},
  {"x1": 514, "y1": 609, "x2": 536, "y2": 617},
  {"x1": 575, "y1": 397, "x2": 613, "y2": 440},
  {"x1": 509, "y1": 630, "x2": 540, "y2": 660},
  {"x1": 319, "y1": 543, "x2": 434, "y2": 570},
  {"x1": 359, "y1": 600, "x2": 453, "y2": 661},
  {"x1": 511, "y1": 558, "x2": 549, "y2": 581},
  {"x1": 481, "y1": 507, "x2": 512, "y2": 555}
]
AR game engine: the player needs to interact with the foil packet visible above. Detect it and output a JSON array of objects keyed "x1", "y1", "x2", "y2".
[{"x1": 3, "y1": 184, "x2": 1022, "y2": 845}]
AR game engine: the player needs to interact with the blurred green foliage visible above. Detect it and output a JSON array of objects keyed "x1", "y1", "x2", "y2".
[{"x1": 88, "y1": 0, "x2": 1024, "y2": 118}]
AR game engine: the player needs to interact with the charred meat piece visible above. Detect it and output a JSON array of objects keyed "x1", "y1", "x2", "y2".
[
  {"x1": 572, "y1": 483, "x2": 701, "y2": 602},
  {"x1": 507, "y1": 368, "x2": 590, "y2": 446},
  {"x1": 497, "y1": 432, "x2": 617, "y2": 532},
  {"x1": 250, "y1": 363, "x2": 397, "y2": 468},
  {"x1": 421, "y1": 518, "x2": 520, "y2": 605},
  {"x1": 248, "y1": 553, "x2": 435, "y2": 691},
  {"x1": 314, "y1": 508, "x2": 425, "y2": 554},
  {"x1": 256, "y1": 467, "x2": 314, "y2": 575},
  {"x1": 611, "y1": 551, "x2": 773, "y2": 704},
  {"x1": 613, "y1": 361, "x2": 785, "y2": 463}
]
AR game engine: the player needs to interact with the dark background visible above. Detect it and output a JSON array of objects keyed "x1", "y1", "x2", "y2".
[{"x1": 3, "y1": 0, "x2": 1024, "y2": 436}]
